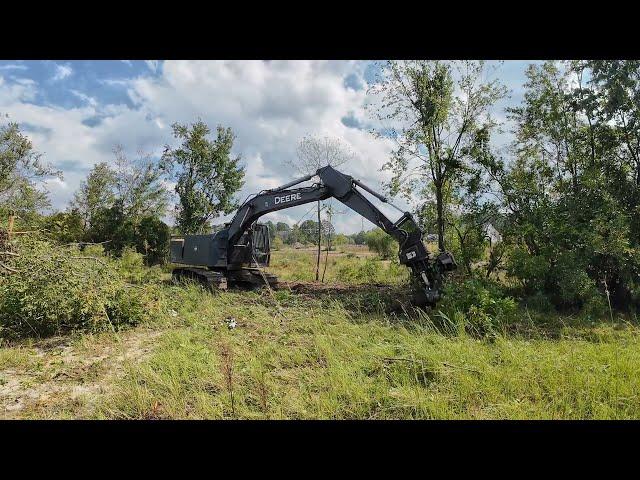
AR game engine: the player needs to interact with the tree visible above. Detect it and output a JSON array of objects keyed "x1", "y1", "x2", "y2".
[
  {"x1": 161, "y1": 120, "x2": 245, "y2": 234},
  {"x1": 486, "y1": 61, "x2": 640, "y2": 310},
  {"x1": 299, "y1": 219, "x2": 319, "y2": 244},
  {"x1": 369, "y1": 61, "x2": 507, "y2": 252},
  {"x1": 0, "y1": 117, "x2": 60, "y2": 220},
  {"x1": 113, "y1": 145, "x2": 169, "y2": 225},
  {"x1": 351, "y1": 230, "x2": 367, "y2": 245},
  {"x1": 42, "y1": 210, "x2": 85, "y2": 244},
  {"x1": 87, "y1": 204, "x2": 170, "y2": 265},
  {"x1": 285, "y1": 136, "x2": 356, "y2": 176},
  {"x1": 72, "y1": 146, "x2": 171, "y2": 263},
  {"x1": 365, "y1": 228, "x2": 395, "y2": 259},
  {"x1": 276, "y1": 221, "x2": 290, "y2": 232},
  {"x1": 284, "y1": 135, "x2": 356, "y2": 280},
  {"x1": 70, "y1": 162, "x2": 117, "y2": 229},
  {"x1": 134, "y1": 216, "x2": 171, "y2": 265}
]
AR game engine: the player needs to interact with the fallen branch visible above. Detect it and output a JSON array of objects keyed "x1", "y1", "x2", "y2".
[
  {"x1": 0, "y1": 261, "x2": 19, "y2": 273},
  {"x1": 62, "y1": 240, "x2": 111, "y2": 247}
]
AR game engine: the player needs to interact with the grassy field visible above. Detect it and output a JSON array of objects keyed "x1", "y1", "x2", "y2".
[{"x1": 1, "y1": 246, "x2": 639, "y2": 419}]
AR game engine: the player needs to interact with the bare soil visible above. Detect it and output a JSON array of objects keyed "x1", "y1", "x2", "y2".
[{"x1": 0, "y1": 328, "x2": 162, "y2": 419}]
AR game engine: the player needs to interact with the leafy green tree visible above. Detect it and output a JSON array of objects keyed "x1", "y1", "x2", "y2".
[
  {"x1": 276, "y1": 221, "x2": 290, "y2": 232},
  {"x1": 87, "y1": 204, "x2": 170, "y2": 265},
  {"x1": 161, "y1": 120, "x2": 245, "y2": 234},
  {"x1": 369, "y1": 61, "x2": 507, "y2": 252},
  {"x1": 0, "y1": 117, "x2": 60, "y2": 220},
  {"x1": 365, "y1": 228, "x2": 396, "y2": 259},
  {"x1": 487, "y1": 61, "x2": 640, "y2": 310},
  {"x1": 70, "y1": 162, "x2": 117, "y2": 229},
  {"x1": 134, "y1": 216, "x2": 171, "y2": 265},
  {"x1": 351, "y1": 230, "x2": 367, "y2": 245},
  {"x1": 41, "y1": 210, "x2": 85, "y2": 244},
  {"x1": 113, "y1": 146, "x2": 169, "y2": 224}
]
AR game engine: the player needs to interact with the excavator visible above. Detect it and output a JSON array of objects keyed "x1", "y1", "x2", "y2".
[{"x1": 169, "y1": 165, "x2": 456, "y2": 307}]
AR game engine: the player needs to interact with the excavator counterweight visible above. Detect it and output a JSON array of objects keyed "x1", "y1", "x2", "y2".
[{"x1": 170, "y1": 165, "x2": 456, "y2": 307}]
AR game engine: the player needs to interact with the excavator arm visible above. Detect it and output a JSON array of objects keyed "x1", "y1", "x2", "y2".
[{"x1": 227, "y1": 165, "x2": 456, "y2": 305}]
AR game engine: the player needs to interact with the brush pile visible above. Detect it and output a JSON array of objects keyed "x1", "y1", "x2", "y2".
[{"x1": 0, "y1": 235, "x2": 153, "y2": 339}]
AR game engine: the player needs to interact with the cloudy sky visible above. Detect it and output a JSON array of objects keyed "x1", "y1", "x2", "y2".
[{"x1": 0, "y1": 60, "x2": 537, "y2": 233}]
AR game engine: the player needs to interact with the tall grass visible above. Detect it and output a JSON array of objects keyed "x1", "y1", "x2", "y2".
[{"x1": 99, "y1": 284, "x2": 640, "y2": 419}]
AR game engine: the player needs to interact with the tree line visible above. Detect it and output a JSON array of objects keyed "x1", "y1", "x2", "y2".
[
  {"x1": 0, "y1": 119, "x2": 244, "y2": 265},
  {"x1": 370, "y1": 60, "x2": 640, "y2": 311}
]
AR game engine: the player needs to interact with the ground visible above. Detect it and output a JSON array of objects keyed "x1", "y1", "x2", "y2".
[{"x1": 1, "y1": 245, "x2": 639, "y2": 419}]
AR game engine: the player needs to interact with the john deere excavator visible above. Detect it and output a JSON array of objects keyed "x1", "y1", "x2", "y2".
[{"x1": 170, "y1": 165, "x2": 456, "y2": 307}]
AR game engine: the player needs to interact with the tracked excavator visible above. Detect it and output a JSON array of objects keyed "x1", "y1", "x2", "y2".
[{"x1": 170, "y1": 165, "x2": 456, "y2": 307}]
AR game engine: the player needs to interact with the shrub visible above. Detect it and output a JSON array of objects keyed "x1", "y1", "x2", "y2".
[
  {"x1": 115, "y1": 246, "x2": 162, "y2": 284},
  {"x1": 0, "y1": 237, "x2": 156, "y2": 339},
  {"x1": 438, "y1": 276, "x2": 518, "y2": 336},
  {"x1": 365, "y1": 229, "x2": 396, "y2": 259},
  {"x1": 273, "y1": 237, "x2": 284, "y2": 250}
]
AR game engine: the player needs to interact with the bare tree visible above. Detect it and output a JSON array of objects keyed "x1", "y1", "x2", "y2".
[{"x1": 284, "y1": 135, "x2": 356, "y2": 280}]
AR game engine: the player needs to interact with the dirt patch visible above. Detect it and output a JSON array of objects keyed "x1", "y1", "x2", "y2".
[
  {"x1": 0, "y1": 328, "x2": 162, "y2": 419},
  {"x1": 275, "y1": 280, "x2": 419, "y2": 313},
  {"x1": 278, "y1": 280, "x2": 397, "y2": 294}
]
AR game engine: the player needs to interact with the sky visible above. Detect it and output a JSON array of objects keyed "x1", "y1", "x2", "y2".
[{"x1": 0, "y1": 60, "x2": 537, "y2": 234}]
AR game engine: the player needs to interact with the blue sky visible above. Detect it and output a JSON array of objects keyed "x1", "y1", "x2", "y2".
[{"x1": 0, "y1": 60, "x2": 537, "y2": 233}]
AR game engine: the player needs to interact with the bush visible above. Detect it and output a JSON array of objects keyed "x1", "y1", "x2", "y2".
[
  {"x1": 115, "y1": 246, "x2": 163, "y2": 284},
  {"x1": 335, "y1": 258, "x2": 407, "y2": 284},
  {"x1": 273, "y1": 237, "x2": 284, "y2": 250},
  {"x1": 365, "y1": 229, "x2": 396, "y2": 259},
  {"x1": 438, "y1": 276, "x2": 518, "y2": 336},
  {"x1": 0, "y1": 237, "x2": 156, "y2": 339}
]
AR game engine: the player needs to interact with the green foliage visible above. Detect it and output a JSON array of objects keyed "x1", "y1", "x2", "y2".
[
  {"x1": 491, "y1": 61, "x2": 640, "y2": 312},
  {"x1": 0, "y1": 237, "x2": 155, "y2": 339},
  {"x1": 365, "y1": 228, "x2": 396, "y2": 259},
  {"x1": 87, "y1": 205, "x2": 170, "y2": 265},
  {"x1": 161, "y1": 120, "x2": 245, "y2": 234},
  {"x1": 272, "y1": 236, "x2": 284, "y2": 250},
  {"x1": 115, "y1": 246, "x2": 164, "y2": 284},
  {"x1": 0, "y1": 118, "x2": 60, "y2": 218},
  {"x1": 371, "y1": 61, "x2": 507, "y2": 251},
  {"x1": 40, "y1": 210, "x2": 85, "y2": 244},
  {"x1": 70, "y1": 162, "x2": 117, "y2": 228},
  {"x1": 439, "y1": 276, "x2": 518, "y2": 336},
  {"x1": 350, "y1": 230, "x2": 367, "y2": 245},
  {"x1": 134, "y1": 216, "x2": 171, "y2": 265}
]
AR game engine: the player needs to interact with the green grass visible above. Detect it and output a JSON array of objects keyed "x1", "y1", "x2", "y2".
[
  {"x1": 3, "y1": 246, "x2": 640, "y2": 419},
  {"x1": 267, "y1": 245, "x2": 409, "y2": 284},
  {"x1": 95, "y1": 283, "x2": 640, "y2": 420}
]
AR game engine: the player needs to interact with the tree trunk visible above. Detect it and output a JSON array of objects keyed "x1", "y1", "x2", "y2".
[
  {"x1": 435, "y1": 184, "x2": 445, "y2": 252},
  {"x1": 315, "y1": 201, "x2": 321, "y2": 281}
]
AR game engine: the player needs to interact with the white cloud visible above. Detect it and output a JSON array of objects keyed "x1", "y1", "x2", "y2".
[
  {"x1": 1, "y1": 60, "x2": 402, "y2": 233},
  {"x1": 52, "y1": 63, "x2": 73, "y2": 81},
  {"x1": 70, "y1": 89, "x2": 98, "y2": 107},
  {"x1": 145, "y1": 60, "x2": 159, "y2": 72},
  {"x1": 0, "y1": 64, "x2": 28, "y2": 71}
]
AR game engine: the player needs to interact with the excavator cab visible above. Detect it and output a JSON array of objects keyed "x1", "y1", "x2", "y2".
[
  {"x1": 251, "y1": 223, "x2": 271, "y2": 266},
  {"x1": 229, "y1": 222, "x2": 271, "y2": 268}
]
